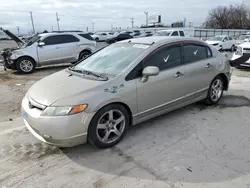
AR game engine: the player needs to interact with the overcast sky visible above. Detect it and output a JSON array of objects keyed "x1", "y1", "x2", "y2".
[{"x1": 0, "y1": 0, "x2": 249, "y2": 35}]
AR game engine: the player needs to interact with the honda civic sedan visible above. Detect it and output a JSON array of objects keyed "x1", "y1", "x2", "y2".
[{"x1": 22, "y1": 37, "x2": 232, "y2": 148}]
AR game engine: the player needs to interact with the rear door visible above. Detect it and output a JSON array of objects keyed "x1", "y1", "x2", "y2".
[
  {"x1": 56, "y1": 34, "x2": 80, "y2": 63},
  {"x1": 181, "y1": 42, "x2": 217, "y2": 100}
]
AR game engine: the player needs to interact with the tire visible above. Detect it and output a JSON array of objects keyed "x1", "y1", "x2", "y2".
[
  {"x1": 78, "y1": 51, "x2": 91, "y2": 61},
  {"x1": 205, "y1": 76, "x2": 224, "y2": 105},
  {"x1": 88, "y1": 104, "x2": 129, "y2": 148},
  {"x1": 95, "y1": 37, "x2": 99, "y2": 42},
  {"x1": 16, "y1": 57, "x2": 36, "y2": 74},
  {"x1": 231, "y1": 45, "x2": 235, "y2": 51}
]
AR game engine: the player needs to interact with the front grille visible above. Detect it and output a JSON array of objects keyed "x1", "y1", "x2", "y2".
[
  {"x1": 243, "y1": 48, "x2": 250, "y2": 51},
  {"x1": 28, "y1": 98, "x2": 46, "y2": 111}
]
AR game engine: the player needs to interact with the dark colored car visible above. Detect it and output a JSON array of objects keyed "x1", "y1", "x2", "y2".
[{"x1": 106, "y1": 33, "x2": 133, "y2": 44}]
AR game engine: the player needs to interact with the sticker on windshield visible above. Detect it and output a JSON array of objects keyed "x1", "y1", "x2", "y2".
[{"x1": 133, "y1": 44, "x2": 150, "y2": 49}]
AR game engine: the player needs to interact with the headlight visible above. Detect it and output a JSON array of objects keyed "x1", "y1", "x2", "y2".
[
  {"x1": 41, "y1": 104, "x2": 88, "y2": 116},
  {"x1": 235, "y1": 46, "x2": 243, "y2": 55},
  {"x1": 12, "y1": 51, "x2": 23, "y2": 56},
  {"x1": 213, "y1": 43, "x2": 219, "y2": 46}
]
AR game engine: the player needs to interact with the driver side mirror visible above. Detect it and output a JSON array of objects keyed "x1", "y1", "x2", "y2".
[
  {"x1": 38, "y1": 42, "x2": 45, "y2": 47},
  {"x1": 244, "y1": 39, "x2": 249, "y2": 42},
  {"x1": 141, "y1": 66, "x2": 159, "y2": 83}
]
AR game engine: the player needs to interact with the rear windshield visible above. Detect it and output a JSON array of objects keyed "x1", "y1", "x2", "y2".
[
  {"x1": 74, "y1": 43, "x2": 149, "y2": 76},
  {"x1": 78, "y1": 34, "x2": 94, "y2": 41}
]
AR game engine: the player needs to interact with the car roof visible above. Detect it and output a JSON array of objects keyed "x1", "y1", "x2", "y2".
[
  {"x1": 119, "y1": 36, "x2": 203, "y2": 45},
  {"x1": 39, "y1": 32, "x2": 87, "y2": 37}
]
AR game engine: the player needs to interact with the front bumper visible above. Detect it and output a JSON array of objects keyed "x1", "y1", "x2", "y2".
[
  {"x1": 232, "y1": 53, "x2": 250, "y2": 67},
  {"x1": 21, "y1": 96, "x2": 95, "y2": 147}
]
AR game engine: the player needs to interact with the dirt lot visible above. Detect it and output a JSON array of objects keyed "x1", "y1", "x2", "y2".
[{"x1": 1, "y1": 41, "x2": 250, "y2": 187}]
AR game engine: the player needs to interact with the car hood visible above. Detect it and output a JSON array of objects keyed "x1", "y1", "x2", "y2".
[
  {"x1": 28, "y1": 70, "x2": 105, "y2": 106},
  {"x1": 238, "y1": 42, "x2": 250, "y2": 48},
  {"x1": 206, "y1": 40, "x2": 220, "y2": 45},
  {"x1": 0, "y1": 28, "x2": 26, "y2": 47}
]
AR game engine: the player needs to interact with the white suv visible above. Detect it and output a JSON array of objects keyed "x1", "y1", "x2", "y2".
[{"x1": 1, "y1": 29, "x2": 96, "y2": 73}]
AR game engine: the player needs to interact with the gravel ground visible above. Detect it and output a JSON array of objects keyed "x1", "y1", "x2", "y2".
[{"x1": 1, "y1": 41, "x2": 250, "y2": 188}]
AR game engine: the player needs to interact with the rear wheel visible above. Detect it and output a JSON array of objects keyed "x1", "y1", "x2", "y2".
[
  {"x1": 88, "y1": 104, "x2": 129, "y2": 148},
  {"x1": 79, "y1": 51, "x2": 91, "y2": 61},
  {"x1": 206, "y1": 76, "x2": 224, "y2": 105},
  {"x1": 16, "y1": 57, "x2": 35, "y2": 74}
]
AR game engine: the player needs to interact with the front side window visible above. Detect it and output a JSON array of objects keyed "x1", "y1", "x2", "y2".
[
  {"x1": 74, "y1": 43, "x2": 149, "y2": 76},
  {"x1": 180, "y1": 31, "x2": 185, "y2": 36},
  {"x1": 143, "y1": 44, "x2": 182, "y2": 71},
  {"x1": 43, "y1": 34, "x2": 79, "y2": 45},
  {"x1": 171, "y1": 31, "x2": 179, "y2": 36},
  {"x1": 183, "y1": 44, "x2": 208, "y2": 64}
]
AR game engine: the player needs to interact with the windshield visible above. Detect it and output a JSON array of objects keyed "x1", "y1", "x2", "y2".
[
  {"x1": 207, "y1": 36, "x2": 224, "y2": 41},
  {"x1": 26, "y1": 35, "x2": 41, "y2": 46},
  {"x1": 239, "y1": 35, "x2": 250, "y2": 40},
  {"x1": 74, "y1": 43, "x2": 149, "y2": 76},
  {"x1": 153, "y1": 31, "x2": 171, "y2": 36}
]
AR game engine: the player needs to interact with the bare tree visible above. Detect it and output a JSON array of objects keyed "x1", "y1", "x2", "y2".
[{"x1": 204, "y1": 3, "x2": 250, "y2": 29}]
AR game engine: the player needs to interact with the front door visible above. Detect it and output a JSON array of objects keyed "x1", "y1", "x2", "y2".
[
  {"x1": 136, "y1": 43, "x2": 187, "y2": 118},
  {"x1": 222, "y1": 36, "x2": 230, "y2": 49},
  {"x1": 181, "y1": 43, "x2": 217, "y2": 100},
  {"x1": 37, "y1": 35, "x2": 63, "y2": 65}
]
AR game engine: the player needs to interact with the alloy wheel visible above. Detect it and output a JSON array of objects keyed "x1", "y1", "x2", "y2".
[
  {"x1": 96, "y1": 109, "x2": 126, "y2": 144},
  {"x1": 210, "y1": 79, "x2": 223, "y2": 102},
  {"x1": 20, "y1": 60, "x2": 33, "y2": 73}
]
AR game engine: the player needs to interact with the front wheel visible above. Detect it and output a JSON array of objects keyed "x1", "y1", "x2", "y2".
[
  {"x1": 88, "y1": 104, "x2": 129, "y2": 148},
  {"x1": 16, "y1": 57, "x2": 35, "y2": 74},
  {"x1": 231, "y1": 45, "x2": 236, "y2": 51},
  {"x1": 206, "y1": 76, "x2": 224, "y2": 105}
]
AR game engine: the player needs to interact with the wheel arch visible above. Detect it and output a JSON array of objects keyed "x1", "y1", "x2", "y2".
[
  {"x1": 92, "y1": 102, "x2": 133, "y2": 126},
  {"x1": 216, "y1": 73, "x2": 229, "y2": 91},
  {"x1": 16, "y1": 55, "x2": 37, "y2": 65},
  {"x1": 78, "y1": 49, "x2": 92, "y2": 59}
]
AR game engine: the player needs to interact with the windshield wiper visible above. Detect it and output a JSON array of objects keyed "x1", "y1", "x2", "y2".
[
  {"x1": 68, "y1": 67, "x2": 108, "y2": 81},
  {"x1": 82, "y1": 69, "x2": 109, "y2": 81}
]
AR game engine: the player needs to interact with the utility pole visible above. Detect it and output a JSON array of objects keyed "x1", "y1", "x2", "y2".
[
  {"x1": 86, "y1": 27, "x2": 88, "y2": 32},
  {"x1": 30, "y1": 12, "x2": 35, "y2": 34},
  {"x1": 92, "y1": 22, "x2": 94, "y2": 32},
  {"x1": 111, "y1": 24, "x2": 113, "y2": 30},
  {"x1": 131, "y1": 18, "x2": 134, "y2": 28},
  {"x1": 17, "y1": 26, "x2": 20, "y2": 36},
  {"x1": 56, "y1": 12, "x2": 60, "y2": 31},
  {"x1": 144, "y1": 12, "x2": 148, "y2": 27}
]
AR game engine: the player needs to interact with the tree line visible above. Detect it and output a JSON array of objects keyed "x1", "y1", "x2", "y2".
[{"x1": 204, "y1": 3, "x2": 250, "y2": 29}]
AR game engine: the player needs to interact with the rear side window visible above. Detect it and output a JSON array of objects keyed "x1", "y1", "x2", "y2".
[
  {"x1": 171, "y1": 31, "x2": 179, "y2": 36},
  {"x1": 229, "y1": 36, "x2": 233, "y2": 40},
  {"x1": 78, "y1": 34, "x2": 94, "y2": 41},
  {"x1": 183, "y1": 44, "x2": 208, "y2": 64},
  {"x1": 180, "y1": 31, "x2": 185, "y2": 36},
  {"x1": 43, "y1": 34, "x2": 79, "y2": 45},
  {"x1": 143, "y1": 45, "x2": 182, "y2": 71}
]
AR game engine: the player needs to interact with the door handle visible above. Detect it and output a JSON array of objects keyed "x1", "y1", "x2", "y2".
[
  {"x1": 206, "y1": 63, "x2": 212, "y2": 68},
  {"x1": 174, "y1": 71, "x2": 184, "y2": 78}
]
